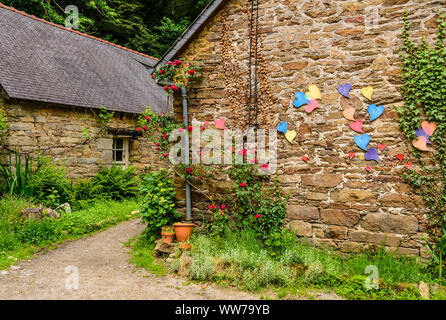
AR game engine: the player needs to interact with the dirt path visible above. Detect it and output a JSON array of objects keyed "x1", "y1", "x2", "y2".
[{"x1": 0, "y1": 219, "x2": 257, "y2": 300}]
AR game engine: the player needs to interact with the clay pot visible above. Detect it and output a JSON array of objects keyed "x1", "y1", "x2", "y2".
[
  {"x1": 173, "y1": 222, "x2": 195, "y2": 242},
  {"x1": 161, "y1": 232, "x2": 175, "y2": 244}
]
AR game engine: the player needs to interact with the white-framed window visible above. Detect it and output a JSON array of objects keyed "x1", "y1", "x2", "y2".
[{"x1": 112, "y1": 137, "x2": 130, "y2": 167}]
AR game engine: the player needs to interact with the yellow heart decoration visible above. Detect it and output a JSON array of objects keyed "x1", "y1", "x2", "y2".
[
  {"x1": 361, "y1": 86, "x2": 373, "y2": 101},
  {"x1": 358, "y1": 154, "x2": 365, "y2": 160},
  {"x1": 285, "y1": 130, "x2": 297, "y2": 143},
  {"x1": 305, "y1": 84, "x2": 322, "y2": 100}
]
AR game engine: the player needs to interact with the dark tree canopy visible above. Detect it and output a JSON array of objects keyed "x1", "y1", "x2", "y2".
[{"x1": 0, "y1": 0, "x2": 212, "y2": 58}]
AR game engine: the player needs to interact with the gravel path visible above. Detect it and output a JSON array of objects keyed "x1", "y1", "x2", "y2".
[{"x1": 0, "y1": 219, "x2": 256, "y2": 300}]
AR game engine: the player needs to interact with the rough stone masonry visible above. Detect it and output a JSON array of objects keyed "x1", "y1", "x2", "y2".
[{"x1": 171, "y1": 0, "x2": 445, "y2": 256}]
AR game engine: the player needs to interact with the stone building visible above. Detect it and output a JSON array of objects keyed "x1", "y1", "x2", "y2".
[
  {"x1": 0, "y1": 3, "x2": 167, "y2": 178},
  {"x1": 152, "y1": 0, "x2": 445, "y2": 256}
]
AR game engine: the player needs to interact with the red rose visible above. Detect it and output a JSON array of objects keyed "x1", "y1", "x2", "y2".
[
  {"x1": 167, "y1": 61, "x2": 174, "y2": 66},
  {"x1": 238, "y1": 149, "x2": 247, "y2": 156},
  {"x1": 187, "y1": 126, "x2": 193, "y2": 132},
  {"x1": 170, "y1": 85, "x2": 179, "y2": 92},
  {"x1": 162, "y1": 153, "x2": 168, "y2": 157},
  {"x1": 156, "y1": 143, "x2": 160, "y2": 146},
  {"x1": 151, "y1": 74, "x2": 154, "y2": 79},
  {"x1": 143, "y1": 125, "x2": 147, "y2": 131},
  {"x1": 145, "y1": 115, "x2": 150, "y2": 121},
  {"x1": 156, "y1": 147, "x2": 160, "y2": 150},
  {"x1": 136, "y1": 127, "x2": 142, "y2": 132},
  {"x1": 188, "y1": 69, "x2": 195, "y2": 76},
  {"x1": 163, "y1": 133, "x2": 167, "y2": 138},
  {"x1": 213, "y1": 205, "x2": 217, "y2": 209},
  {"x1": 186, "y1": 168, "x2": 192, "y2": 173},
  {"x1": 254, "y1": 214, "x2": 261, "y2": 219},
  {"x1": 221, "y1": 204, "x2": 226, "y2": 209},
  {"x1": 239, "y1": 182, "x2": 247, "y2": 188},
  {"x1": 175, "y1": 60, "x2": 182, "y2": 66},
  {"x1": 159, "y1": 70, "x2": 165, "y2": 75},
  {"x1": 164, "y1": 86, "x2": 169, "y2": 91},
  {"x1": 208, "y1": 205, "x2": 212, "y2": 210}
]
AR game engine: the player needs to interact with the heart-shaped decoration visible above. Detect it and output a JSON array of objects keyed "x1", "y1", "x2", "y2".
[
  {"x1": 358, "y1": 154, "x2": 365, "y2": 160},
  {"x1": 368, "y1": 104, "x2": 384, "y2": 121},
  {"x1": 396, "y1": 154, "x2": 404, "y2": 162},
  {"x1": 416, "y1": 128, "x2": 431, "y2": 144},
  {"x1": 412, "y1": 136, "x2": 431, "y2": 152},
  {"x1": 348, "y1": 152, "x2": 355, "y2": 159},
  {"x1": 354, "y1": 133, "x2": 370, "y2": 151},
  {"x1": 285, "y1": 130, "x2": 297, "y2": 143},
  {"x1": 294, "y1": 92, "x2": 309, "y2": 108},
  {"x1": 305, "y1": 85, "x2": 321, "y2": 100},
  {"x1": 361, "y1": 86, "x2": 373, "y2": 100},
  {"x1": 302, "y1": 155, "x2": 309, "y2": 162},
  {"x1": 343, "y1": 108, "x2": 356, "y2": 121},
  {"x1": 214, "y1": 118, "x2": 226, "y2": 130},
  {"x1": 276, "y1": 121, "x2": 287, "y2": 134},
  {"x1": 404, "y1": 162, "x2": 413, "y2": 170},
  {"x1": 338, "y1": 83, "x2": 352, "y2": 98},
  {"x1": 378, "y1": 143, "x2": 387, "y2": 151},
  {"x1": 365, "y1": 166, "x2": 372, "y2": 172},
  {"x1": 305, "y1": 99, "x2": 321, "y2": 113},
  {"x1": 421, "y1": 121, "x2": 437, "y2": 136},
  {"x1": 364, "y1": 148, "x2": 379, "y2": 163},
  {"x1": 350, "y1": 119, "x2": 364, "y2": 133}
]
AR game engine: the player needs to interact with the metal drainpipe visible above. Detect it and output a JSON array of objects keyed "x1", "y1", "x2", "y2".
[{"x1": 181, "y1": 86, "x2": 192, "y2": 221}]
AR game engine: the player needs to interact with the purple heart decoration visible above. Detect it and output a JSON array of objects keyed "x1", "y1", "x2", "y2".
[
  {"x1": 338, "y1": 83, "x2": 352, "y2": 98},
  {"x1": 364, "y1": 148, "x2": 379, "y2": 163},
  {"x1": 416, "y1": 128, "x2": 431, "y2": 144}
]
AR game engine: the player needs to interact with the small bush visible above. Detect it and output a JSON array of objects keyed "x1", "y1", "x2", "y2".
[
  {"x1": 14, "y1": 218, "x2": 61, "y2": 245},
  {"x1": 139, "y1": 169, "x2": 180, "y2": 240},
  {"x1": 90, "y1": 165, "x2": 140, "y2": 201}
]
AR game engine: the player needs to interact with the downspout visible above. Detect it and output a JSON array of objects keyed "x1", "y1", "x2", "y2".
[{"x1": 181, "y1": 86, "x2": 192, "y2": 221}]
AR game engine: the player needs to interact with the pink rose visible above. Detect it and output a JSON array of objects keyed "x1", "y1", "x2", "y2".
[{"x1": 254, "y1": 214, "x2": 261, "y2": 219}]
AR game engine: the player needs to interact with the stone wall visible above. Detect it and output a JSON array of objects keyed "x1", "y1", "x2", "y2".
[
  {"x1": 0, "y1": 95, "x2": 165, "y2": 179},
  {"x1": 172, "y1": 0, "x2": 445, "y2": 256}
]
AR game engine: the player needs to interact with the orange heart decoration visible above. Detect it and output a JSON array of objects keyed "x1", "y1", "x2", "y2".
[
  {"x1": 412, "y1": 136, "x2": 431, "y2": 152},
  {"x1": 421, "y1": 121, "x2": 437, "y2": 136},
  {"x1": 343, "y1": 108, "x2": 355, "y2": 121}
]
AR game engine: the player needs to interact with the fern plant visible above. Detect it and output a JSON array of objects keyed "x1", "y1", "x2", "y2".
[{"x1": 90, "y1": 165, "x2": 140, "y2": 201}]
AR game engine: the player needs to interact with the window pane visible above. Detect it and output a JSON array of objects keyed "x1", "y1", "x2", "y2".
[
  {"x1": 114, "y1": 150, "x2": 123, "y2": 162},
  {"x1": 114, "y1": 138, "x2": 124, "y2": 150}
]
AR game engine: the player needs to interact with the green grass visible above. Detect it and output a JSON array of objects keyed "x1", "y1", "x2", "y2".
[
  {"x1": 0, "y1": 196, "x2": 138, "y2": 269},
  {"x1": 164, "y1": 229, "x2": 440, "y2": 300},
  {"x1": 128, "y1": 230, "x2": 167, "y2": 276}
]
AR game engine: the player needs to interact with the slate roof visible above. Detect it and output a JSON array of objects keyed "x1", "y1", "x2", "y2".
[
  {"x1": 0, "y1": 3, "x2": 169, "y2": 115},
  {"x1": 153, "y1": 0, "x2": 227, "y2": 71}
]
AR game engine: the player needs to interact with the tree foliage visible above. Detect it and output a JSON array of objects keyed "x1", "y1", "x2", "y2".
[{"x1": 0, "y1": 0, "x2": 212, "y2": 58}]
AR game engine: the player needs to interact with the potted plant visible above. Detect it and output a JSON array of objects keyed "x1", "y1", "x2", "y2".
[
  {"x1": 173, "y1": 221, "x2": 195, "y2": 242},
  {"x1": 161, "y1": 226, "x2": 175, "y2": 244}
]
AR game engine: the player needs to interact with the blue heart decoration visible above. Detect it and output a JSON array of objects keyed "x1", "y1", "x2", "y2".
[
  {"x1": 338, "y1": 83, "x2": 352, "y2": 98},
  {"x1": 276, "y1": 121, "x2": 287, "y2": 134},
  {"x1": 364, "y1": 147, "x2": 379, "y2": 163},
  {"x1": 416, "y1": 128, "x2": 431, "y2": 144},
  {"x1": 368, "y1": 104, "x2": 384, "y2": 121},
  {"x1": 354, "y1": 133, "x2": 370, "y2": 151},
  {"x1": 293, "y1": 92, "x2": 309, "y2": 108}
]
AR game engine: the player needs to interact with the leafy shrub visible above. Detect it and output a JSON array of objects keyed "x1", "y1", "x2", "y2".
[
  {"x1": 139, "y1": 169, "x2": 180, "y2": 240},
  {"x1": 0, "y1": 150, "x2": 33, "y2": 197},
  {"x1": 89, "y1": 165, "x2": 139, "y2": 201},
  {"x1": 14, "y1": 218, "x2": 61, "y2": 245},
  {"x1": 27, "y1": 156, "x2": 71, "y2": 207}
]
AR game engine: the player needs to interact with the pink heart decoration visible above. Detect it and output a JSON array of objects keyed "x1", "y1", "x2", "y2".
[
  {"x1": 343, "y1": 108, "x2": 356, "y2": 121},
  {"x1": 348, "y1": 152, "x2": 355, "y2": 159},
  {"x1": 378, "y1": 143, "x2": 386, "y2": 151},
  {"x1": 404, "y1": 162, "x2": 413, "y2": 170},
  {"x1": 365, "y1": 166, "x2": 372, "y2": 172},
  {"x1": 396, "y1": 154, "x2": 404, "y2": 162},
  {"x1": 421, "y1": 121, "x2": 437, "y2": 136},
  {"x1": 412, "y1": 136, "x2": 431, "y2": 152},
  {"x1": 214, "y1": 118, "x2": 226, "y2": 130},
  {"x1": 304, "y1": 99, "x2": 320, "y2": 113},
  {"x1": 350, "y1": 119, "x2": 364, "y2": 133},
  {"x1": 302, "y1": 155, "x2": 309, "y2": 162}
]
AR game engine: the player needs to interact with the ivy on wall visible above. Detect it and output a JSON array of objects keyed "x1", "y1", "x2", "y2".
[{"x1": 398, "y1": 13, "x2": 446, "y2": 236}]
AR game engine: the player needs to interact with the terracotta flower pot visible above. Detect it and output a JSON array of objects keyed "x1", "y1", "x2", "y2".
[
  {"x1": 161, "y1": 232, "x2": 175, "y2": 244},
  {"x1": 173, "y1": 222, "x2": 195, "y2": 242}
]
